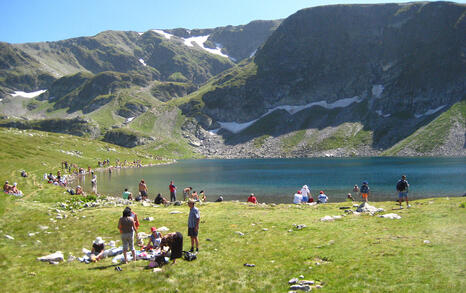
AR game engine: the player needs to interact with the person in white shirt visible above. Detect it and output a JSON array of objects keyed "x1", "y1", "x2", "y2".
[{"x1": 293, "y1": 190, "x2": 303, "y2": 204}]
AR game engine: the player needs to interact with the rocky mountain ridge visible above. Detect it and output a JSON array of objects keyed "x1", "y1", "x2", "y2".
[{"x1": 0, "y1": 2, "x2": 464, "y2": 158}]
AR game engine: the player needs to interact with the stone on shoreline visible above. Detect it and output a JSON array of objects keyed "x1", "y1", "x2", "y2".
[{"x1": 356, "y1": 202, "x2": 384, "y2": 214}]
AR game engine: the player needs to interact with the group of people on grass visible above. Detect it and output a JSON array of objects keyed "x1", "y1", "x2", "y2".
[
  {"x1": 120, "y1": 179, "x2": 208, "y2": 205},
  {"x1": 3, "y1": 180, "x2": 23, "y2": 196},
  {"x1": 90, "y1": 200, "x2": 201, "y2": 265},
  {"x1": 291, "y1": 175, "x2": 410, "y2": 207}
]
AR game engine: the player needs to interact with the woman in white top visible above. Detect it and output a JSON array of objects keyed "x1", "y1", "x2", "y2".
[{"x1": 300, "y1": 185, "x2": 311, "y2": 203}]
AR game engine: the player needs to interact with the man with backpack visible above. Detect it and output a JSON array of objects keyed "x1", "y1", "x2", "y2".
[{"x1": 396, "y1": 175, "x2": 410, "y2": 208}]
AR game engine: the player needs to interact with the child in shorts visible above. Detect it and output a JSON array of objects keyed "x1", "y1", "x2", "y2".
[{"x1": 360, "y1": 181, "x2": 370, "y2": 202}]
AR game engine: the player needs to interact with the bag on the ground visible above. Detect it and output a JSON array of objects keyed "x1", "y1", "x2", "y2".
[{"x1": 182, "y1": 251, "x2": 197, "y2": 261}]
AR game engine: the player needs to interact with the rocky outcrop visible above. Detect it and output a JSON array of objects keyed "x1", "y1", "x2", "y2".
[
  {"x1": 0, "y1": 117, "x2": 100, "y2": 138},
  {"x1": 103, "y1": 129, "x2": 155, "y2": 148}
]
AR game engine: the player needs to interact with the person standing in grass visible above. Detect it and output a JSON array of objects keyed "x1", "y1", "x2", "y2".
[
  {"x1": 118, "y1": 207, "x2": 138, "y2": 263},
  {"x1": 396, "y1": 175, "x2": 410, "y2": 208},
  {"x1": 188, "y1": 199, "x2": 200, "y2": 252},
  {"x1": 360, "y1": 181, "x2": 370, "y2": 202},
  {"x1": 169, "y1": 180, "x2": 177, "y2": 202}
]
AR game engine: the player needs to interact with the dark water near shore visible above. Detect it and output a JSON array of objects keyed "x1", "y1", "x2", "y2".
[{"x1": 82, "y1": 157, "x2": 466, "y2": 203}]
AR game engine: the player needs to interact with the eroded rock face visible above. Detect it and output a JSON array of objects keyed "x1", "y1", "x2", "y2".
[{"x1": 103, "y1": 129, "x2": 154, "y2": 148}]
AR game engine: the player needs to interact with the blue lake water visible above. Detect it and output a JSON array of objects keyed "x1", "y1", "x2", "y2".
[{"x1": 82, "y1": 157, "x2": 466, "y2": 203}]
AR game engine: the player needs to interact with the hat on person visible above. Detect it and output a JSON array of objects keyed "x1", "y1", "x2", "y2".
[
  {"x1": 5, "y1": 181, "x2": 8, "y2": 184},
  {"x1": 297, "y1": 190, "x2": 302, "y2": 194},
  {"x1": 362, "y1": 181, "x2": 368, "y2": 185},
  {"x1": 320, "y1": 191, "x2": 324, "y2": 194},
  {"x1": 93, "y1": 237, "x2": 104, "y2": 245},
  {"x1": 77, "y1": 185, "x2": 81, "y2": 188},
  {"x1": 151, "y1": 227, "x2": 157, "y2": 233},
  {"x1": 13, "y1": 182, "x2": 17, "y2": 186}
]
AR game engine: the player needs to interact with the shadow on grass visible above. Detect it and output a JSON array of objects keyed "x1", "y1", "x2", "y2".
[{"x1": 88, "y1": 263, "x2": 121, "y2": 270}]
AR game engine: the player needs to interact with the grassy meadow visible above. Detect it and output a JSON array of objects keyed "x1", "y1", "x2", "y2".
[{"x1": 0, "y1": 127, "x2": 465, "y2": 292}]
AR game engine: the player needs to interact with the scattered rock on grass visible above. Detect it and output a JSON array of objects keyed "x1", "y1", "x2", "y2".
[
  {"x1": 235, "y1": 231, "x2": 244, "y2": 236},
  {"x1": 379, "y1": 213, "x2": 401, "y2": 219},
  {"x1": 5, "y1": 235, "x2": 14, "y2": 240},
  {"x1": 289, "y1": 284, "x2": 311, "y2": 291},
  {"x1": 244, "y1": 263, "x2": 255, "y2": 267},
  {"x1": 356, "y1": 202, "x2": 384, "y2": 214},
  {"x1": 158, "y1": 226, "x2": 169, "y2": 232},
  {"x1": 423, "y1": 240, "x2": 431, "y2": 244},
  {"x1": 143, "y1": 217, "x2": 154, "y2": 221},
  {"x1": 289, "y1": 278, "x2": 299, "y2": 284},
  {"x1": 170, "y1": 211, "x2": 182, "y2": 214}
]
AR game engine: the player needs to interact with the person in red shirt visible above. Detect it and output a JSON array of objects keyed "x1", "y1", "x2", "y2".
[
  {"x1": 247, "y1": 193, "x2": 258, "y2": 204},
  {"x1": 169, "y1": 181, "x2": 176, "y2": 202}
]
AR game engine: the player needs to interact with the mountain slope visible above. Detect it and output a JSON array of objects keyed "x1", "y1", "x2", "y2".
[{"x1": 179, "y1": 2, "x2": 465, "y2": 156}]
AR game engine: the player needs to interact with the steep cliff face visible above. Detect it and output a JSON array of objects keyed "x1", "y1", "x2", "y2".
[
  {"x1": 200, "y1": 2, "x2": 465, "y2": 122},
  {"x1": 189, "y1": 2, "x2": 465, "y2": 152}
]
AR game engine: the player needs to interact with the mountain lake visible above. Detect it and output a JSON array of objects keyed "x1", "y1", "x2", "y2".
[{"x1": 81, "y1": 157, "x2": 466, "y2": 203}]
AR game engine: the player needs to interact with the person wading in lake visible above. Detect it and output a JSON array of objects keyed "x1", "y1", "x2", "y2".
[
  {"x1": 396, "y1": 175, "x2": 410, "y2": 208},
  {"x1": 188, "y1": 199, "x2": 200, "y2": 252},
  {"x1": 169, "y1": 180, "x2": 177, "y2": 202}
]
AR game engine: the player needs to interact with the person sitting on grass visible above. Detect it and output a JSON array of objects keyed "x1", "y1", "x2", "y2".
[
  {"x1": 199, "y1": 190, "x2": 206, "y2": 202},
  {"x1": 293, "y1": 190, "x2": 302, "y2": 204},
  {"x1": 191, "y1": 190, "x2": 199, "y2": 201},
  {"x1": 3, "y1": 181, "x2": 11, "y2": 193},
  {"x1": 154, "y1": 193, "x2": 168, "y2": 205},
  {"x1": 347, "y1": 193, "x2": 355, "y2": 201},
  {"x1": 317, "y1": 191, "x2": 328, "y2": 204},
  {"x1": 76, "y1": 185, "x2": 84, "y2": 195},
  {"x1": 145, "y1": 227, "x2": 162, "y2": 250},
  {"x1": 10, "y1": 182, "x2": 23, "y2": 196},
  {"x1": 90, "y1": 237, "x2": 105, "y2": 262},
  {"x1": 122, "y1": 188, "x2": 133, "y2": 200},
  {"x1": 247, "y1": 193, "x2": 258, "y2": 204}
]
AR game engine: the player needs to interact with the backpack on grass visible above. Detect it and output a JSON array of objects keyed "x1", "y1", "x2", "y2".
[{"x1": 182, "y1": 251, "x2": 197, "y2": 261}]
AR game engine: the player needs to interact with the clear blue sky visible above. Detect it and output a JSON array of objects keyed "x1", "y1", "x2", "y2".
[{"x1": 1, "y1": 0, "x2": 463, "y2": 43}]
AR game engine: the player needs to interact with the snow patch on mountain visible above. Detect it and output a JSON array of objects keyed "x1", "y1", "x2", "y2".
[
  {"x1": 152, "y1": 30, "x2": 230, "y2": 59},
  {"x1": 415, "y1": 105, "x2": 446, "y2": 118},
  {"x1": 138, "y1": 58, "x2": 147, "y2": 66},
  {"x1": 152, "y1": 29, "x2": 173, "y2": 40},
  {"x1": 218, "y1": 96, "x2": 364, "y2": 133},
  {"x1": 250, "y1": 49, "x2": 257, "y2": 58},
  {"x1": 184, "y1": 35, "x2": 229, "y2": 58},
  {"x1": 11, "y1": 90, "x2": 47, "y2": 98}
]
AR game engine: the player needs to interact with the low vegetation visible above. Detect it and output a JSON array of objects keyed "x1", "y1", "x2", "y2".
[{"x1": 0, "y1": 127, "x2": 464, "y2": 292}]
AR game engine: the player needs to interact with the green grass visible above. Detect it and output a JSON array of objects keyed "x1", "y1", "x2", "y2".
[
  {"x1": 383, "y1": 100, "x2": 466, "y2": 155},
  {"x1": 253, "y1": 135, "x2": 271, "y2": 148},
  {"x1": 0, "y1": 127, "x2": 465, "y2": 292},
  {"x1": 311, "y1": 123, "x2": 373, "y2": 151},
  {"x1": 281, "y1": 130, "x2": 306, "y2": 152}
]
